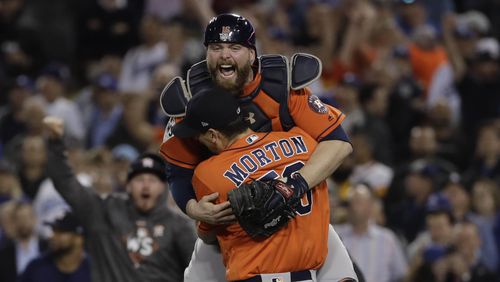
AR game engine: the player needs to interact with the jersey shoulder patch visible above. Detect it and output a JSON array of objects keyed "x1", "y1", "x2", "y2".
[{"x1": 307, "y1": 95, "x2": 328, "y2": 114}]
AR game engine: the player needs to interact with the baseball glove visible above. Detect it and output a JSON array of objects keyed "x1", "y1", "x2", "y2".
[{"x1": 227, "y1": 179, "x2": 302, "y2": 238}]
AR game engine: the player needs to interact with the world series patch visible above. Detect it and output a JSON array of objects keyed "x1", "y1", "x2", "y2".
[
  {"x1": 308, "y1": 95, "x2": 328, "y2": 114},
  {"x1": 163, "y1": 117, "x2": 176, "y2": 142}
]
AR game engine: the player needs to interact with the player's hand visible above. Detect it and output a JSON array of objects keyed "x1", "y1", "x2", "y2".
[
  {"x1": 43, "y1": 116, "x2": 64, "y2": 139},
  {"x1": 187, "y1": 193, "x2": 236, "y2": 225}
]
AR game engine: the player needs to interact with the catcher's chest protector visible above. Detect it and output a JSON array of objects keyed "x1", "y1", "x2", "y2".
[{"x1": 160, "y1": 53, "x2": 322, "y2": 132}]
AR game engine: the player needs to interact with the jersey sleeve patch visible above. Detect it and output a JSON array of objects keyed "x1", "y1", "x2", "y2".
[
  {"x1": 307, "y1": 95, "x2": 328, "y2": 114},
  {"x1": 162, "y1": 117, "x2": 176, "y2": 143}
]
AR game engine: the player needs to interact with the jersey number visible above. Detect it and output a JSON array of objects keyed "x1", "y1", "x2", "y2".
[{"x1": 258, "y1": 161, "x2": 313, "y2": 216}]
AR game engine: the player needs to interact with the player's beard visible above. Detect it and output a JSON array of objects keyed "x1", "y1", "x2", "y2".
[{"x1": 208, "y1": 60, "x2": 252, "y2": 95}]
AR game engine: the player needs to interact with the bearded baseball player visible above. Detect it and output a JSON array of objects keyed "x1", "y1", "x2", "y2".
[{"x1": 160, "y1": 13, "x2": 359, "y2": 282}]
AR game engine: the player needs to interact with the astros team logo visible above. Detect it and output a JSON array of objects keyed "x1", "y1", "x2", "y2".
[
  {"x1": 271, "y1": 278, "x2": 284, "y2": 282},
  {"x1": 308, "y1": 95, "x2": 328, "y2": 114},
  {"x1": 141, "y1": 158, "x2": 154, "y2": 168},
  {"x1": 220, "y1": 26, "x2": 232, "y2": 41}
]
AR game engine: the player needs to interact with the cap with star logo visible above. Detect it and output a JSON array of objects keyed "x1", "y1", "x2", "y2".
[
  {"x1": 172, "y1": 86, "x2": 242, "y2": 138},
  {"x1": 127, "y1": 153, "x2": 167, "y2": 182}
]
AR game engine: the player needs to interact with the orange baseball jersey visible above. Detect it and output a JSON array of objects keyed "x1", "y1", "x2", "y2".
[
  {"x1": 192, "y1": 127, "x2": 330, "y2": 281},
  {"x1": 160, "y1": 72, "x2": 345, "y2": 169}
]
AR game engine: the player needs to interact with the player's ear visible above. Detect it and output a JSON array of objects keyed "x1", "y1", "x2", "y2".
[
  {"x1": 207, "y1": 129, "x2": 218, "y2": 144},
  {"x1": 249, "y1": 49, "x2": 256, "y2": 65}
]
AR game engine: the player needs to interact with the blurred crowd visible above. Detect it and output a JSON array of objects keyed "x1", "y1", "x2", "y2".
[{"x1": 0, "y1": 0, "x2": 499, "y2": 281}]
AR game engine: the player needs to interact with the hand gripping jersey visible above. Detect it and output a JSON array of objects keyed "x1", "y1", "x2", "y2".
[
  {"x1": 193, "y1": 128, "x2": 330, "y2": 281},
  {"x1": 159, "y1": 54, "x2": 345, "y2": 169}
]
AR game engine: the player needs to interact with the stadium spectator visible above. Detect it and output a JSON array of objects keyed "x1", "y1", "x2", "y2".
[
  {"x1": 75, "y1": 0, "x2": 142, "y2": 64},
  {"x1": 17, "y1": 135, "x2": 47, "y2": 199},
  {"x1": 337, "y1": 184, "x2": 408, "y2": 282},
  {"x1": 43, "y1": 116, "x2": 196, "y2": 282},
  {"x1": 468, "y1": 178, "x2": 500, "y2": 272},
  {"x1": 442, "y1": 179, "x2": 471, "y2": 222},
  {"x1": 445, "y1": 222, "x2": 498, "y2": 281},
  {"x1": 34, "y1": 63, "x2": 85, "y2": 144},
  {"x1": 0, "y1": 76, "x2": 32, "y2": 148},
  {"x1": 118, "y1": 15, "x2": 168, "y2": 94},
  {"x1": 0, "y1": 0, "x2": 45, "y2": 78},
  {"x1": 86, "y1": 73, "x2": 123, "y2": 149},
  {"x1": 0, "y1": 161, "x2": 23, "y2": 204},
  {"x1": 0, "y1": 201, "x2": 44, "y2": 282},
  {"x1": 407, "y1": 193, "x2": 454, "y2": 261},
  {"x1": 110, "y1": 144, "x2": 139, "y2": 192},
  {"x1": 388, "y1": 161, "x2": 438, "y2": 242},
  {"x1": 356, "y1": 83, "x2": 394, "y2": 164},
  {"x1": 0, "y1": 201, "x2": 18, "y2": 246},
  {"x1": 463, "y1": 122, "x2": 500, "y2": 186},
  {"x1": 18, "y1": 212, "x2": 90, "y2": 282},
  {"x1": 427, "y1": 101, "x2": 467, "y2": 168},
  {"x1": 349, "y1": 132, "x2": 394, "y2": 198}
]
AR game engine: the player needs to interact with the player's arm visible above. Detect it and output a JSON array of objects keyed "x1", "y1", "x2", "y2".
[
  {"x1": 192, "y1": 171, "x2": 225, "y2": 244},
  {"x1": 299, "y1": 137, "x2": 352, "y2": 188},
  {"x1": 196, "y1": 221, "x2": 218, "y2": 244},
  {"x1": 288, "y1": 88, "x2": 353, "y2": 188},
  {"x1": 168, "y1": 162, "x2": 236, "y2": 225},
  {"x1": 43, "y1": 117, "x2": 103, "y2": 224}
]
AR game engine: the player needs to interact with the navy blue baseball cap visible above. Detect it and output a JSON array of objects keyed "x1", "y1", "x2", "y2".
[
  {"x1": 45, "y1": 212, "x2": 84, "y2": 234},
  {"x1": 426, "y1": 192, "x2": 452, "y2": 214},
  {"x1": 112, "y1": 144, "x2": 139, "y2": 162},
  {"x1": 392, "y1": 44, "x2": 410, "y2": 59},
  {"x1": 399, "y1": 0, "x2": 420, "y2": 4},
  {"x1": 94, "y1": 72, "x2": 118, "y2": 91},
  {"x1": 7, "y1": 75, "x2": 34, "y2": 92},
  {"x1": 127, "y1": 153, "x2": 167, "y2": 182},
  {"x1": 172, "y1": 86, "x2": 242, "y2": 138},
  {"x1": 423, "y1": 245, "x2": 447, "y2": 263},
  {"x1": 40, "y1": 62, "x2": 71, "y2": 82}
]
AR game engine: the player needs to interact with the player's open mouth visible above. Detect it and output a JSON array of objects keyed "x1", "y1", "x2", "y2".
[
  {"x1": 218, "y1": 64, "x2": 235, "y2": 78},
  {"x1": 141, "y1": 193, "x2": 151, "y2": 200}
]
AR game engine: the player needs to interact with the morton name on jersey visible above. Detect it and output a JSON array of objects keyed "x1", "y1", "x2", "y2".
[{"x1": 223, "y1": 134, "x2": 309, "y2": 186}]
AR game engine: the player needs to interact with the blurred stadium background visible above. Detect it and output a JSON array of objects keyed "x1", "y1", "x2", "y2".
[{"x1": 0, "y1": 0, "x2": 499, "y2": 281}]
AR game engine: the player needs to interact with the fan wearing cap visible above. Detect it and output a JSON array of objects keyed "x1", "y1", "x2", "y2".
[
  {"x1": 86, "y1": 72, "x2": 123, "y2": 149},
  {"x1": 19, "y1": 212, "x2": 90, "y2": 282},
  {"x1": 443, "y1": 13, "x2": 500, "y2": 139},
  {"x1": 36, "y1": 63, "x2": 85, "y2": 144},
  {"x1": 126, "y1": 152, "x2": 168, "y2": 213},
  {"x1": 173, "y1": 87, "x2": 333, "y2": 282},
  {"x1": 42, "y1": 116, "x2": 196, "y2": 282}
]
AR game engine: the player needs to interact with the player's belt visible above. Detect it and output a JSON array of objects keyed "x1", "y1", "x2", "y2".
[{"x1": 236, "y1": 269, "x2": 313, "y2": 282}]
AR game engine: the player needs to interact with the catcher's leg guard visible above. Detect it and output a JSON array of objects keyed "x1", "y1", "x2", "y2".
[
  {"x1": 316, "y1": 224, "x2": 358, "y2": 282},
  {"x1": 184, "y1": 238, "x2": 227, "y2": 282}
]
